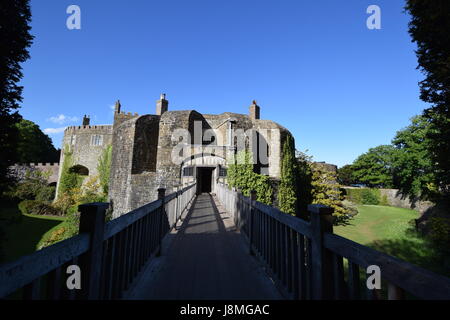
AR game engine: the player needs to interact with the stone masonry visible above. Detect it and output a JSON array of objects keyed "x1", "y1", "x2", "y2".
[{"x1": 57, "y1": 95, "x2": 293, "y2": 218}]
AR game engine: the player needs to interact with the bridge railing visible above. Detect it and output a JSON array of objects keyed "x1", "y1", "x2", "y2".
[
  {"x1": 0, "y1": 183, "x2": 197, "y2": 300},
  {"x1": 215, "y1": 183, "x2": 450, "y2": 300}
]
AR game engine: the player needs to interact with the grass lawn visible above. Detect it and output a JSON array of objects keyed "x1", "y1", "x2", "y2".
[
  {"x1": 335, "y1": 205, "x2": 449, "y2": 277},
  {"x1": 335, "y1": 205, "x2": 419, "y2": 245},
  {"x1": 0, "y1": 201, "x2": 66, "y2": 264}
]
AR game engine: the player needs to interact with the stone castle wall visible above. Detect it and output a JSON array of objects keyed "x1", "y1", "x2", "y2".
[
  {"x1": 56, "y1": 124, "x2": 113, "y2": 197},
  {"x1": 9, "y1": 163, "x2": 60, "y2": 184}
]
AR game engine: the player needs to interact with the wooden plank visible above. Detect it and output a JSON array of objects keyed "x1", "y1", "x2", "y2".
[
  {"x1": 286, "y1": 226, "x2": 293, "y2": 293},
  {"x1": 23, "y1": 278, "x2": 41, "y2": 300},
  {"x1": 0, "y1": 233, "x2": 90, "y2": 299},
  {"x1": 111, "y1": 231, "x2": 125, "y2": 299},
  {"x1": 103, "y1": 199, "x2": 162, "y2": 240},
  {"x1": 291, "y1": 231, "x2": 299, "y2": 299},
  {"x1": 323, "y1": 233, "x2": 450, "y2": 300},
  {"x1": 46, "y1": 266, "x2": 62, "y2": 300},
  {"x1": 332, "y1": 253, "x2": 346, "y2": 300},
  {"x1": 298, "y1": 234, "x2": 306, "y2": 299},
  {"x1": 253, "y1": 202, "x2": 311, "y2": 238},
  {"x1": 388, "y1": 283, "x2": 405, "y2": 300},
  {"x1": 348, "y1": 262, "x2": 361, "y2": 300}
]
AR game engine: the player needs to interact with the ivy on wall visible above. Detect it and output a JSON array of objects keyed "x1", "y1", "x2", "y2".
[
  {"x1": 97, "y1": 145, "x2": 112, "y2": 195},
  {"x1": 227, "y1": 151, "x2": 273, "y2": 205},
  {"x1": 58, "y1": 145, "x2": 83, "y2": 198}
]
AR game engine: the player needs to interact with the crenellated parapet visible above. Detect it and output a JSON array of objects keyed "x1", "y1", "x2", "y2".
[{"x1": 64, "y1": 125, "x2": 113, "y2": 133}]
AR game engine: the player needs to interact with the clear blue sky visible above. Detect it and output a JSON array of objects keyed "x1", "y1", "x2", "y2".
[{"x1": 19, "y1": 0, "x2": 429, "y2": 167}]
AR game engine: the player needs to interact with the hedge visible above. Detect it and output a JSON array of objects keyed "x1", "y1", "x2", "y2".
[
  {"x1": 344, "y1": 188, "x2": 389, "y2": 206},
  {"x1": 18, "y1": 200, "x2": 61, "y2": 216}
]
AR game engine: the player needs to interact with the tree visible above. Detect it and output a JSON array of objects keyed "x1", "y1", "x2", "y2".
[
  {"x1": 352, "y1": 145, "x2": 396, "y2": 188},
  {"x1": 0, "y1": 0, "x2": 33, "y2": 194},
  {"x1": 15, "y1": 119, "x2": 60, "y2": 163},
  {"x1": 337, "y1": 164, "x2": 356, "y2": 186},
  {"x1": 295, "y1": 150, "x2": 313, "y2": 218},
  {"x1": 405, "y1": 1, "x2": 450, "y2": 199},
  {"x1": 391, "y1": 115, "x2": 436, "y2": 200},
  {"x1": 278, "y1": 135, "x2": 297, "y2": 216}
]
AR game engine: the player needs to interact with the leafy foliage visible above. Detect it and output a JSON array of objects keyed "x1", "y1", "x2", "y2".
[
  {"x1": 352, "y1": 145, "x2": 396, "y2": 188},
  {"x1": 405, "y1": 1, "x2": 450, "y2": 200},
  {"x1": 227, "y1": 151, "x2": 273, "y2": 205},
  {"x1": 9, "y1": 169, "x2": 55, "y2": 201},
  {"x1": 345, "y1": 188, "x2": 390, "y2": 206},
  {"x1": 58, "y1": 146, "x2": 83, "y2": 198},
  {"x1": 18, "y1": 199, "x2": 60, "y2": 216},
  {"x1": 310, "y1": 162, "x2": 356, "y2": 223},
  {"x1": 0, "y1": 0, "x2": 34, "y2": 195},
  {"x1": 278, "y1": 135, "x2": 297, "y2": 216},
  {"x1": 15, "y1": 119, "x2": 59, "y2": 163},
  {"x1": 391, "y1": 116, "x2": 436, "y2": 200},
  {"x1": 97, "y1": 145, "x2": 112, "y2": 195},
  {"x1": 337, "y1": 164, "x2": 356, "y2": 186},
  {"x1": 295, "y1": 150, "x2": 313, "y2": 218}
]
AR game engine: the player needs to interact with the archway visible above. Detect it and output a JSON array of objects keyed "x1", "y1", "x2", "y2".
[{"x1": 69, "y1": 165, "x2": 89, "y2": 176}]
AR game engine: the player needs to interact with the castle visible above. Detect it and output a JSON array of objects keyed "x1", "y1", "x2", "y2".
[{"x1": 56, "y1": 95, "x2": 292, "y2": 217}]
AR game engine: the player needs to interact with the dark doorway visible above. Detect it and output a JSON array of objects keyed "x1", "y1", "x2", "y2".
[{"x1": 197, "y1": 167, "x2": 214, "y2": 194}]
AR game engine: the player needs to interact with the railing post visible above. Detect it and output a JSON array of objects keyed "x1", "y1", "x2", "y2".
[
  {"x1": 78, "y1": 202, "x2": 109, "y2": 300},
  {"x1": 308, "y1": 204, "x2": 334, "y2": 300},
  {"x1": 249, "y1": 190, "x2": 257, "y2": 255},
  {"x1": 156, "y1": 188, "x2": 166, "y2": 257}
]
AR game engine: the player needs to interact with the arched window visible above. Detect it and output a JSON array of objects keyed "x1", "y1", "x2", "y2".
[{"x1": 69, "y1": 165, "x2": 89, "y2": 176}]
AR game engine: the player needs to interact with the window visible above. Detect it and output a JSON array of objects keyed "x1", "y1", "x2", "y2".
[
  {"x1": 183, "y1": 167, "x2": 194, "y2": 177},
  {"x1": 219, "y1": 167, "x2": 227, "y2": 177},
  {"x1": 91, "y1": 135, "x2": 103, "y2": 146},
  {"x1": 71, "y1": 135, "x2": 76, "y2": 145}
]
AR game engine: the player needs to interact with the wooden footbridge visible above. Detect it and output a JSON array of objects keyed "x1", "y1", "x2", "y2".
[{"x1": 1, "y1": 183, "x2": 450, "y2": 300}]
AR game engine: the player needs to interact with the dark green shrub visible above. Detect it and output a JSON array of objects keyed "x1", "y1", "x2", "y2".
[
  {"x1": 345, "y1": 188, "x2": 384, "y2": 205},
  {"x1": 35, "y1": 186, "x2": 56, "y2": 202},
  {"x1": 361, "y1": 189, "x2": 379, "y2": 205},
  {"x1": 18, "y1": 200, "x2": 61, "y2": 216}
]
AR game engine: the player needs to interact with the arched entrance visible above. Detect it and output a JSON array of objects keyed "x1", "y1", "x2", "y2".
[{"x1": 180, "y1": 153, "x2": 227, "y2": 194}]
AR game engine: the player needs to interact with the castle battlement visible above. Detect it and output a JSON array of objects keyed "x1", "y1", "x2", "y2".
[
  {"x1": 14, "y1": 163, "x2": 59, "y2": 167},
  {"x1": 65, "y1": 125, "x2": 113, "y2": 132}
]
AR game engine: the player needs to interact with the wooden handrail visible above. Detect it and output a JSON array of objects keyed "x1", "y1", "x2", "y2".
[{"x1": 215, "y1": 182, "x2": 450, "y2": 300}]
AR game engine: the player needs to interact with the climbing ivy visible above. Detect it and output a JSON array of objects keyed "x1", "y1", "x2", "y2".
[
  {"x1": 58, "y1": 145, "x2": 83, "y2": 198},
  {"x1": 227, "y1": 151, "x2": 273, "y2": 205},
  {"x1": 97, "y1": 145, "x2": 112, "y2": 195},
  {"x1": 278, "y1": 135, "x2": 298, "y2": 216}
]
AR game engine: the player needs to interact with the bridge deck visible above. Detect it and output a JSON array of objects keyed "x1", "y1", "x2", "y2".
[{"x1": 127, "y1": 193, "x2": 282, "y2": 300}]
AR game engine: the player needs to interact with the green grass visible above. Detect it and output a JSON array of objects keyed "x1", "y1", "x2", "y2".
[
  {"x1": 335, "y1": 205, "x2": 449, "y2": 277},
  {"x1": 335, "y1": 205, "x2": 419, "y2": 244},
  {"x1": 0, "y1": 201, "x2": 65, "y2": 264}
]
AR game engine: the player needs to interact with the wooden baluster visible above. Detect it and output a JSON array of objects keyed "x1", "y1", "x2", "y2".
[
  {"x1": 388, "y1": 283, "x2": 405, "y2": 300},
  {"x1": 23, "y1": 278, "x2": 41, "y2": 300},
  {"x1": 332, "y1": 253, "x2": 345, "y2": 300},
  {"x1": 348, "y1": 262, "x2": 361, "y2": 300},
  {"x1": 46, "y1": 267, "x2": 62, "y2": 300},
  {"x1": 156, "y1": 188, "x2": 166, "y2": 257},
  {"x1": 249, "y1": 190, "x2": 257, "y2": 255},
  {"x1": 308, "y1": 204, "x2": 334, "y2": 300},
  {"x1": 291, "y1": 231, "x2": 300, "y2": 299},
  {"x1": 78, "y1": 202, "x2": 108, "y2": 300}
]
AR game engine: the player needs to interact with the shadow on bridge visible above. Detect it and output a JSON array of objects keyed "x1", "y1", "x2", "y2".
[{"x1": 127, "y1": 193, "x2": 282, "y2": 300}]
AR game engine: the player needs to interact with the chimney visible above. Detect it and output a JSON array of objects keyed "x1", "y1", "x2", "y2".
[
  {"x1": 249, "y1": 100, "x2": 260, "y2": 121},
  {"x1": 156, "y1": 93, "x2": 168, "y2": 115},
  {"x1": 114, "y1": 100, "x2": 121, "y2": 114},
  {"x1": 82, "y1": 115, "x2": 90, "y2": 126}
]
